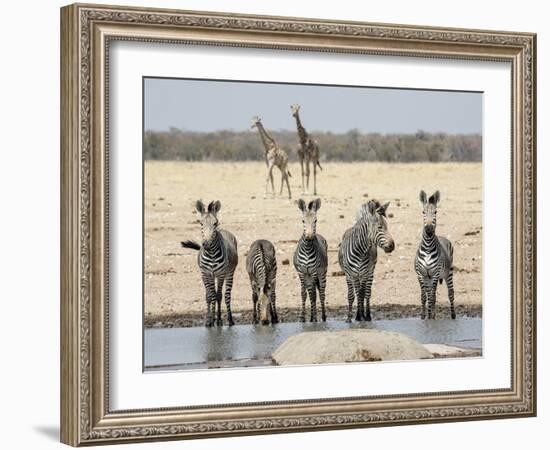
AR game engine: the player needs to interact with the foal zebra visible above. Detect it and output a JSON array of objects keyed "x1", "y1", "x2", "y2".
[
  {"x1": 338, "y1": 200, "x2": 395, "y2": 322},
  {"x1": 293, "y1": 198, "x2": 328, "y2": 322},
  {"x1": 246, "y1": 239, "x2": 278, "y2": 325},
  {"x1": 181, "y1": 200, "x2": 239, "y2": 327},
  {"x1": 415, "y1": 190, "x2": 456, "y2": 320}
]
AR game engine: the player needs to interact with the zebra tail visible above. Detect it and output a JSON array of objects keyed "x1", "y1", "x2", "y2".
[
  {"x1": 181, "y1": 240, "x2": 201, "y2": 251},
  {"x1": 317, "y1": 160, "x2": 323, "y2": 171}
]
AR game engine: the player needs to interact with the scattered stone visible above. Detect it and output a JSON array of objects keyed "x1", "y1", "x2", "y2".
[
  {"x1": 282, "y1": 259, "x2": 290, "y2": 265},
  {"x1": 363, "y1": 193, "x2": 369, "y2": 197},
  {"x1": 251, "y1": 196, "x2": 256, "y2": 199},
  {"x1": 339, "y1": 214, "x2": 345, "y2": 219},
  {"x1": 331, "y1": 270, "x2": 345, "y2": 277},
  {"x1": 388, "y1": 213, "x2": 394, "y2": 218},
  {"x1": 272, "y1": 329, "x2": 433, "y2": 366},
  {"x1": 464, "y1": 230, "x2": 480, "y2": 236},
  {"x1": 158, "y1": 197, "x2": 165, "y2": 201}
]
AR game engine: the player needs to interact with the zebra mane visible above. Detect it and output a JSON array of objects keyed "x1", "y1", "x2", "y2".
[{"x1": 355, "y1": 199, "x2": 386, "y2": 222}]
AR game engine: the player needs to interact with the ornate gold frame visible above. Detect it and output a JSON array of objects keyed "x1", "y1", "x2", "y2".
[{"x1": 60, "y1": 3, "x2": 536, "y2": 446}]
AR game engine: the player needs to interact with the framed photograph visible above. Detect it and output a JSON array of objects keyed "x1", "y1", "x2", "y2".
[{"x1": 60, "y1": 3, "x2": 536, "y2": 446}]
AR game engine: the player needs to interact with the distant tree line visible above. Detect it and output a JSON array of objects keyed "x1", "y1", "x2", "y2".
[{"x1": 144, "y1": 128, "x2": 482, "y2": 162}]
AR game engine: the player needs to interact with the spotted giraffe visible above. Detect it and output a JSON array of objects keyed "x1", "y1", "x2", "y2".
[
  {"x1": 291, "y1": 104, "x2": 322, "y2": 195},
  {"x1": 251, "y1": 116, "x2": 292, "y2": 199}
]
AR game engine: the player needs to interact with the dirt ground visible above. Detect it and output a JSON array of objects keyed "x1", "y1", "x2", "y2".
[{"x1": 144, "y1": 161, "x2": 482, "y2": 327}]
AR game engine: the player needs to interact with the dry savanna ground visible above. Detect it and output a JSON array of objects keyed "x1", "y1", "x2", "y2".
[{"x1": 144, "y1": 161, "x2": 482, "y2": 327}]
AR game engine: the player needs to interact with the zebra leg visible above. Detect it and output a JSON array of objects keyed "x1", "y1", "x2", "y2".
[
  {"x1": 446, "y1": 271, "x2": 456, "y2": 319},
  {"x1": 299, "y1": 273, "x2": 307, "y2": 322},
  {"x1": 364, "y1": 271, "x2": 374, "y2": 321},
  {"x1": 319, "y1": 275, "x2": 327, "y2": 322},
  {"x1": 215, "y1": 276, "x2": 224, "y2": 326},
  {"x1": 202, "y1": 274, "x2": 216, "y2": 327},
  {"x1": 224, "y1": 272, "x2": 235, "y2": 326},
  {"x1": 308, "y1": 282, "x2": 318, "y2": 322},
  {"x1": 418, "y1": 276, "x2": 427, "y2": 319},
  {"x1": 345, "y1": 276, "x2": 354, "y2": 323},
  {"x1": 270, "y1": 285, "x2": 279, "y2": 324},
  {"x1": 353, "y1": 279, "x2": 364, "y2": 321},
  {"x1": 427, "y1": 280, "x2": 438, "y2": 319},
  {"x1": 252, "y1": 291, "x2": 259, "y2": 324}
]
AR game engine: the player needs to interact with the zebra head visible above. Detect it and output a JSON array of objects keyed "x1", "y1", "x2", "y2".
[
  {"x1": 291, "y1": 104, "x2": 301, "y2": 117},
  {"x1": 419, "y1": 190, "x2": 440, "y2": 236},
  {"x1": 250, "y1": 116, "x2": 261, "y2": 129},
  {"x1": 363, "y1": 200, "x2": 395, "y2": 253},
  {"x1": 297, "y1": 198, "x2": 321, "y2": 241},
  {"x1": 195, "y1": 200, "x2": 221, "y2": 244}
]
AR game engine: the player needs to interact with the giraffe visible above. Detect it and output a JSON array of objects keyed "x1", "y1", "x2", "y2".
[
  {"x1": 291, "y1": 104, "x2": 322, "y2": 195},
  {"x1": 251, "y1": 116, "x2": 292, "y2": 199}
]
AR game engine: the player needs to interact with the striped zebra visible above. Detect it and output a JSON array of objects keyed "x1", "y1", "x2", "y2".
[
  {"x1": 415, "y1": 190, "x2": 456, "y2": 320},
  {"x1": 181, "y1": 200, "x2": 239, "y2": 327},
  {"x1": 338, "y1": 200, "x2": 395, "y2": 322},
  {"x1": 246, "y1": 239, "x2": 279, "y2": 325},
  {"x1": 293, "y1": 198, "x2": 328, "y2": 322}
]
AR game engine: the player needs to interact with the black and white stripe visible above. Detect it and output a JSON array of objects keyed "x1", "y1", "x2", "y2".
[
  {"x1": 338, "y1": 200, "x2": 395, "y2": 322},
  {"x1": 246, "y1": 239, "x2": 278, "y2": 325},
  {"x1": 181, "y1": 200, "x2": 239, "y2": 327},
  {"x1": 415, "y1": 190, "x2": 456, "y2": 319},
  {"x1": 293, "y1": 198, "x2": 328, "y2": 322}
]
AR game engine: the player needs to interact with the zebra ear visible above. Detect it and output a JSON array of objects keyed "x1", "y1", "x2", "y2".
[
  {"x1": 429, "y1": 191, "x2": 440, "y2": 205},
  {"x1": 195, "y1": 200, "x2": 205, "y2": 215},
  {"x1": 367, "y1": 200, "x2": 377, "y2": 216},
  {"x1": 377, "y1": 202, "x2": 390, "y2": 216},
  {"x1": 309, "y1": 198, "x2": 321, "y2": 212},
  {"x1": 296, "y1": 199, "x2": 306, "y2": 212},
  {"x1": 419, "y1": 190, "x2": 427, "y2": 205},
  {"x1": 208, "y1": 200, "x2": 221, "y2": 215}
]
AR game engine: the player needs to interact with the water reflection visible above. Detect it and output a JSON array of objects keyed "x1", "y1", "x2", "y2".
[{"x1": 145, "y1": 318, "x2": 482, "y2": 370}]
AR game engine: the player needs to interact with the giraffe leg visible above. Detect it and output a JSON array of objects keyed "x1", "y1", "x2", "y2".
[
  {"x1": 345, "y1": 276, "x2": 354, "y2": 323},
  {"x1": 305, "y1": 160, "x2": 310, "y2": 194},
  {"x1": 285, "y1": 172, "x2": 292, "y2": 199},
  {"x1": 446, "y1": 271, "x2": 456, "y2": 319},
  {"x1": 313, "y1": 161, "x2": 318, "y2": 195},
  {"x1": 279, "y1": 171, "x2": 284, "y2": 196},
  {"x1": 300, "y1": 158, "x2": 305, "y2": 194},
  {"x1": 265, "y1": 164, "x2": 274, "y2": 198},
  {"x1": 224, "y1": 272, "x2": 235, "y2": 326},
  {"x1": 299, "y1": 273, "x2": 307, "y2": 322}
]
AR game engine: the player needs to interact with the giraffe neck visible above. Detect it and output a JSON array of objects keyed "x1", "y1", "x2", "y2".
[
  {"x1": 294, "y1": 113, "x2": 308, "y2": 145},
  {"x1": 256, "y1": 122, "x2": 276, "y2": 151}
]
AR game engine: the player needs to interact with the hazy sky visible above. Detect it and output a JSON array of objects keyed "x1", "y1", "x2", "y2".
[{"x1": 144, "y1": 77, "x2": 482, "y2": 134}]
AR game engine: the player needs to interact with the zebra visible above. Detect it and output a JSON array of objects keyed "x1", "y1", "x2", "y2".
[
  {"x1": 293, "y1": 198, "x2": 328, "y2": 322},
  {"x1": 246, "y1": 239, "x2": 279, "y2": 325},
  {"x1": 415, "y1": 190, "x2": 456, "y2": 320},
  {"x1": 338, "y1": 200, "x2": 395, "y2": 322},
  {"x1": 181, "y1": 200, "x2": 239, "y2": 327}
]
